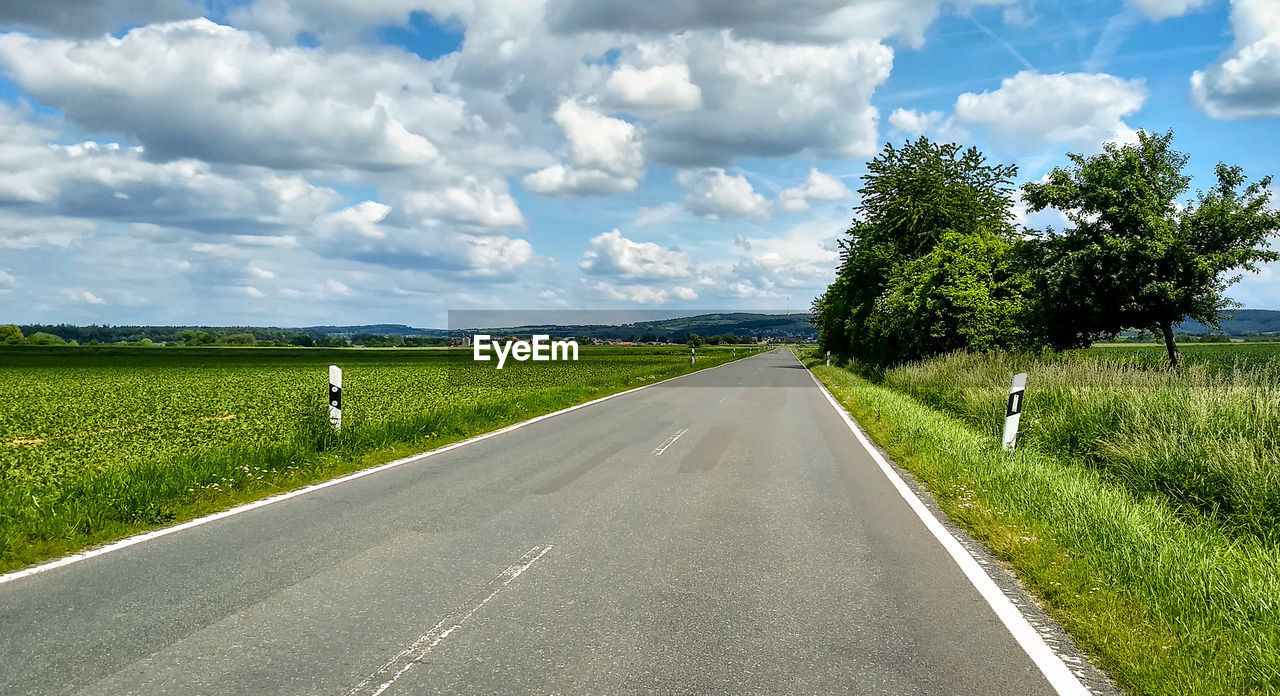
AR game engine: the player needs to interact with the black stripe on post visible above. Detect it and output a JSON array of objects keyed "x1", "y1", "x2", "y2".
[
  {"x1": 330, "y1": 384, "x2": 342, "y2": 410},
  {"x1": 1006, "y1": 389, "x2": 1023, "y2": 417}
]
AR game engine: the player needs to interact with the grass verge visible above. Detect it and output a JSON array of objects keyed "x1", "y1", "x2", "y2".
[
  {"x1": 804, "y1": 354, "x2": 1280, "y2": 696},
  {"x1": 1, "y1": 351, "x2": 750, "y2": 574}
]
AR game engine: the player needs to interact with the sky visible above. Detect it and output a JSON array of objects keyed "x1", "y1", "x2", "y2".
[{"x1": 0, "y1": 0, "x2": 1278, "y2": 328}]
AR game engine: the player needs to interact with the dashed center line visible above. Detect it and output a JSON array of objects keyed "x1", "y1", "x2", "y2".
[
  {"x1": 652, "y1": 428, "x2": 689, "y2": 455},
  {"x1": 345, "y1": 544, "x2": 553, "y2": 696}
]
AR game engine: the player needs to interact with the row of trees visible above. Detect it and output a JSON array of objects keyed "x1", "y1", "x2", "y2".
[{"x1": 812, "y1": 131, "x2": 1280, "y2": 369}]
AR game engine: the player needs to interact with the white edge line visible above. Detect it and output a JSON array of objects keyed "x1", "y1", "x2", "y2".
[
  {"x1": 0, "y1": 354, "x2": 757, "y2": 587},
  {"x1": 801, "y1": 357, "x2": 1091, "y2": 696}
]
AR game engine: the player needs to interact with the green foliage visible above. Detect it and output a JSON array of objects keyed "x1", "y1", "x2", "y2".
[
  {"x1": 812, "y1": 138, "x2": 1027, "y2": 364},
  {"x1": 0, "y1": 324, "x2": 24, "y2": 345},
  {"x1": 25, "y1": 332, "x2": 66, "y2": 346},
  {"x1": 220, "y1": 333, "x2": 257, "y2": 346},
  {"x1": 1022, "y1": 130, "x2": 1280, "y2": 368}
]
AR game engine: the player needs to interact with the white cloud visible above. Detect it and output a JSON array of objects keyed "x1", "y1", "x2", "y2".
[
  {"x1": 64, "y1": 289, "x2": 107, "y2": 305},
  {"x1": 523, "y1": 101, "x2": 644, "y2": 197},
  {"x1": 317, "y1": 201, "x2": 393, "y2": 240},
  {"x1": 0, "y1": 268, "x2": 14, "y2": 290},
  {"x1": 604, "y1": 63, "x2": 702, "y2": 117},
  {"x1": 1127, "y1": 0, "x2": 1212, "y2": 21},
  {"x1": 888, "y1": 108, "x2": 944, "y2": 136},
  {"x1": 248, "y1": 265, "x2": 275, "y2": 280},
  {"x1": 245, "y1": 286, "x2": 266, "y2": 298},
  {"x1": 397, "y1": 177, "x2": 525, "y2": 228},
  {"x1": 0, "y1": 122, "x2": 341, "y2": 231},
  {"x1": 579, "y1": 229, "x2": 694, "y2": 280},
  {"x1": 679, "y1": 168, "x2": 770, "y2": 220},
  {"x1": 325, "y1": 279, "x2": 352, "y2": 296},
  {"x1": 643, "y1": 34, "x2": 894, "y2": 166},
  {"x1": 1191, "y1": 0, "x2": 1280, "y2": 119},
  {"x1": 0, "y1": 20, "x2": 458, "y2": 171},
  {"x1": 586, "y1": 280, "x2": 676, "y2": 304},
  {"x1": 954, "y1": 71, "x2": 1146, "y2": 148},
  {"x1": 778, "y1": 169, "x2": 853, "y2": 213},
  {"x1": 0, "y1": 0, "x2": 202, "y2": 37},
  {"x1": 547, "y1": 0, "x2": 1014, "y2": 49}
]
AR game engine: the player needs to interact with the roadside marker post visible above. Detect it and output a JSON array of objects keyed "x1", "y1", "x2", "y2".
[
  {"x1": 826, "y1": 350, "x2": 831, "y2": 366},
  {"x1": 1002, "y1": 372, "x2": 1027, "y2": 451},
  {"x1": 691, "y1": 346, "x2": 696, "y2": 364},
  {"x1": 329, "y1": 365, "x2": 342, "y2": 430}
]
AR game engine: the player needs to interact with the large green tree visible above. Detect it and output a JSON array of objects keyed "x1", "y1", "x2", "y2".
[
  {"x1": 812, "y1": 138, "x2": 1027, "y2": 364},
  {"x1": 1022, "y1": 130, "x2": 1280, "y2": 369},
  {"x1": 0, "y1": 324, "x2": 24, "y2": 344}
]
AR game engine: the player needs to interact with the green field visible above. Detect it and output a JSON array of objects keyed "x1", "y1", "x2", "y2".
[
  {"x1": 808, "y1": 342, "x2": 1280, "y2": 694},
  {"x1": 0, "y1": 345, "x2": 752, "y2": 571}
]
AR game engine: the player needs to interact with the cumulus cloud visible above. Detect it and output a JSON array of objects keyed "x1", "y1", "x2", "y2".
[
  {"x1": 0, "y1": 20, "x2": 457, "y2": 171},
  {"x1": 0, "y1": 107, "x2": 341, "y2": 232},
  {"x1": 679, "y1": 168, "x2": 770, "y2": 220},
  {"x1": 64, "y1": 289, "x2": 107, "y2": 305},
  {"x1": 523, "y1": 101, "x2": 645, "y2": 196},
  {"x1": 586, "y1": 280, "x2": 691, "y2": 304},
  {"x1": 546, "y1": 0, "x2": 1013, "y2": 49},
  {"x1": 642, "y1": 34, "x2": 893, "y2": 166},
  {"x1": 778, "y1": 169, "x2": 853, "y2": 213},
  {"x1": 314, "y1": 200, "x2": 534, "y2": 275},
  {"x1": 0, "y1": 268, "x2": 14, "y2": 290},
  {"x1": 579, "y1": 229, "x2": 694, "y2": 280},
  {"x1": 954, "y1": 71, "x2": 1146, "y2": 148},
  {"x1": 0, "y1": 0, "x2": 201, "y2": 37},
  {"x1": 888, "y1": 108, "x2": 944, "y2": 136},
  {"x1": 396, "y1": 177, "x2": 525, "y2": 228},
  {"x1": 1191, "y1": 0, "x2": 1280, "y2": 119},
  {"x1": 604, "y1": 63, "x2": 702, "y2": 117}
]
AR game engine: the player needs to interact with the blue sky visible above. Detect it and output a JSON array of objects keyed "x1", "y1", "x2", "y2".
[{"x1": 0, "y1": 0, "x2": 1277, "y2": 328}]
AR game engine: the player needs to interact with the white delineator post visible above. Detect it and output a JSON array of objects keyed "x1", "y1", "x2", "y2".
[
  {"x1": 329, "y1": 365, "x2": 342, "y2": 430},
  {"x1": 691, "y1": 346, "x2": 696, "y2": 364},
  {"x1": 1002, "y1": 372, "x2": 1027, "y2": 451},
  {"x1": 826, "y1": 350, "x2": 831, "y2": 366}
]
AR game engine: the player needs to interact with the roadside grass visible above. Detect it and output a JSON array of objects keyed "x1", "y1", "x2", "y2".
[
  {"x1": 804, "y1": 355, "x2": 1280, "y2": 695},
  {"x1": 879, "y1": 350, "x2": 1280, "y2": 543},
  {"x1": 0, "y1": 348, "x2": 754, "y2": 573}
]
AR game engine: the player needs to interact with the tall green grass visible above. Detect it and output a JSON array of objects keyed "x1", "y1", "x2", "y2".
[
  {"x1": 807, "y1": 358, "x2": 1280, "y2": 695},
  {"x1": 876, "y1": 350, "x2": 1280, "y2": 542}
]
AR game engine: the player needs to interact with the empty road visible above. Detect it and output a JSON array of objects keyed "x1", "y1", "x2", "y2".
[{"x1": 0, "y1": 350, "x2": 1105, "y2": 695}]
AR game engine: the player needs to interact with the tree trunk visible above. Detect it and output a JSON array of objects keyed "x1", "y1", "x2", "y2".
[{"x1": 1159, "y1": 320, "x2": 1181, "y2": 372}]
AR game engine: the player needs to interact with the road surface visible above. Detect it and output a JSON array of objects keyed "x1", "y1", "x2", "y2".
[{"x1": 0, "y1": 349, "x2": 1107, "y2": 695}]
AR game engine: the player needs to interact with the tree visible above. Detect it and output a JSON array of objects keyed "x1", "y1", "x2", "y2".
[
  {"x1": 26, "y1": 332, "x2": 66, "y2": 346},
  {"x1": 812, "y1": 138, "x2": 1025, "y2": 364},
  {"x1": 1022, "y1": 130, "x2": 1280, "y2": 369},
  {"x1": 221, "y1": 333, "x2": 257, "y2": 346},
  {"x1": 0, "y1": 324, "x2": 24, "y2": 345}
]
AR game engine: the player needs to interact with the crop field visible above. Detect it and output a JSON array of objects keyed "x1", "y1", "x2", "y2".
[{"x1": 0, "y1": 344, "x2": 750, "y2": 570}]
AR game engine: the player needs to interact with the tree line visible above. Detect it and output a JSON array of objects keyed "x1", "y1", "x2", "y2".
[{"x1": 812, "y1": 131, "x2": 1280, "y2": 369}]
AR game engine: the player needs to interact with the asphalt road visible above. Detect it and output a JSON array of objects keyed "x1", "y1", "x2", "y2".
[{"x1": 1, "y1": 349, "x2": 1102, "y2": 695}]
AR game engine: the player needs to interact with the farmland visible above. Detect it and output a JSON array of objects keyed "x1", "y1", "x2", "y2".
[{"x1": 0, "y1": 345, "x2": 751, "y2": 571}]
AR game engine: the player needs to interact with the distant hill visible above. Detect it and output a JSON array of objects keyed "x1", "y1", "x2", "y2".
[
  {"x1": 1178, "y1": 309, "x2": 1280, "y2": 336},
  {"x1": 452, "y1": 312, "x2": 817, "y2": 341},
  {"x1": 299, "y1": 324, "x2": 448, "y2": 337}
]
